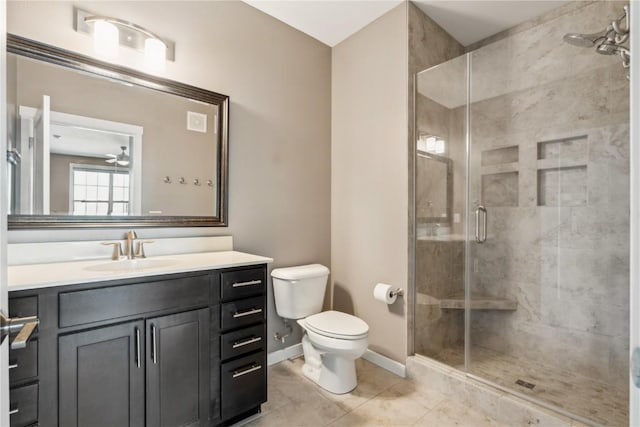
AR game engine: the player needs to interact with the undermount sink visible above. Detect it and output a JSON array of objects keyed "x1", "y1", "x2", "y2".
[{"x1": 84, "y1": 258, "x2": 178, "y2": 273}]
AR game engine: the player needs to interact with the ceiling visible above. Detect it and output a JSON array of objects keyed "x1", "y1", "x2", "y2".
[
  {"x1": 50, "y1": 124, "x2": 130, "y2": 159},
  {"x1": 243, "y1": 0, "x2": 566, "y2": 47}
]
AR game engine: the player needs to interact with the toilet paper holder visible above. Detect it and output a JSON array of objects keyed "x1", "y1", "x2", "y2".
[{"x1": 390, "y1": 288, "x2": 404, "y2": 297}]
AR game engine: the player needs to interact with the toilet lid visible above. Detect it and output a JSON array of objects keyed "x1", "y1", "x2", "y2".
[{"x1": 304, "y1": 311, "x2": 369, "y2": 340}]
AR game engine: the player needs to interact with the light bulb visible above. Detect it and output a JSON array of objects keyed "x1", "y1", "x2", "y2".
[
  {"x1": 426, "y1": 136, "x2": 437, "y2": 153},
  {"x1": 144, "y1": 37, "x2": 167, "y2": 72},
  {"x1": 93, "y1": 20, "x2": 119, "y2": 58}
]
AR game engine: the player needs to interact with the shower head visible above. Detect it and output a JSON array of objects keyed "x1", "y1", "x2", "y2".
[
  {"x1": 563, "y1": 6, "x2": 630, "y2": 80},
  {"x1": 596, "y1": 40, "x2": 620, "y2": 55},
  {"x1": 562, "y1": 30, "x2": 608, "y2": 48}
]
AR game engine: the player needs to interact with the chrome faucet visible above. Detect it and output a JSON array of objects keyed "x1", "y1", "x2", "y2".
[
  {"x1": 125, "y1": 230, "x2": 138, "y2": 260},
  {"x1": 102, "y1": 230, "x2": 153, "y2": 261}
]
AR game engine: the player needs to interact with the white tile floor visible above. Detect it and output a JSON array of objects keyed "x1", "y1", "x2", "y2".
[{"x1": 241, "y1": 357, "x2": 507, "y2": 427}]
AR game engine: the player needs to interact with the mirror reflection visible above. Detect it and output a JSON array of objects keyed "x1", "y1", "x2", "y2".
[
  {"x1": 416, "y1": 133, "x2": 452, "y2": 227},
  {"x1": 7, "y1": 46, "x2": 222, "y2": 220}
]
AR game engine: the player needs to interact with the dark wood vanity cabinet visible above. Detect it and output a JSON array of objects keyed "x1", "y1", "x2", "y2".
[
  {"x1": 146, "y1": 309, "x2": 211, "y2": 427},
  {"x1": 59, "y1": 321, "x2": 146, "y2": 427},
  {"x1": 8, "y1": 264, "x2": 268, "y2": 427},
  {"x1": 219, "y1": 268, "x2": 267, "y2": 422}
]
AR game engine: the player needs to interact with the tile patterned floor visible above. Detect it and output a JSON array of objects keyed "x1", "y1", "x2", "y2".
[
  {"x1": 240, "y1": 357, "x2": 506, "y2": 427},
  {"x1": 432, "y1": 346, "x2": 628, "y2": 427}
]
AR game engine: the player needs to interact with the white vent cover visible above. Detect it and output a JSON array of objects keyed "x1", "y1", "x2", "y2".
[{"x1": 187, "y1": 111, "x2": 207, "y2": 133}]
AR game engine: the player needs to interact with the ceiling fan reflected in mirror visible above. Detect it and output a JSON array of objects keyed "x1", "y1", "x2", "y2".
[{"x1": 106, "y1": 146, "x2": 130, "y2": 166}]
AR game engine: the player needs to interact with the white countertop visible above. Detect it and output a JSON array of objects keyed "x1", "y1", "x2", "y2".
[{"x1": 9, "y1": 250, "x2": 273, "y2": 292}]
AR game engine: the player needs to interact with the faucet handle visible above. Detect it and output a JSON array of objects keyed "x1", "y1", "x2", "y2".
[
  {"x1": 135, "y1": 240, "x2": 154, "y2": 259},
  {"x1": 101, "y1": 242, "x2": 123, "y2": 261}
]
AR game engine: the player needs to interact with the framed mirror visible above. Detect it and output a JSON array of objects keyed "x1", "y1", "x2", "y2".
[{"x1": 6, "y1": 34, "x2": 228, "y2": 229}]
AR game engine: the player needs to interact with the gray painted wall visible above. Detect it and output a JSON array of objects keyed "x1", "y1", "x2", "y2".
[{"x1": 331, "y1": 4, "x2": 409, "y2": 363}]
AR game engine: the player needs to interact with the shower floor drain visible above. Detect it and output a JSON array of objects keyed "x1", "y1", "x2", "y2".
[{"x1": 515, "y1": 379, "x2": 536, "y2": 390}]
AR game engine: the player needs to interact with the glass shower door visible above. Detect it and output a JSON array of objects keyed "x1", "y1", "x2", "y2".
[
  {"x1": 466, "y1": 5, "x2": 630, "y2": 423},
  {"x1": 413, "y1": 54, "x2": 468, "y2": 365}
]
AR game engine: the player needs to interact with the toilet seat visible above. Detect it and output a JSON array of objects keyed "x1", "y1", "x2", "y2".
[{"x1": 304, "y1": 310, "x2": 369, "y2": 340}]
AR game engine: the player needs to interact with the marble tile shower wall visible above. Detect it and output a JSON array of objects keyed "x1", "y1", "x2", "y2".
[
  {"x1": 466, "y1": 0, "x2": 630, "y2": 391},
  {"x1": 415, "y1": 240, "x2": 465, "y2": 357}
]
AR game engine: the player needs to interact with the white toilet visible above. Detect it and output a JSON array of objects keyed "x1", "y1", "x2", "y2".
[{"x1": 271, "y1": 264, "x2": 369, "y2": 394}]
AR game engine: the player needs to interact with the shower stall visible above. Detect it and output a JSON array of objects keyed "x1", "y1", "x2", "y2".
[{"x1": 413, "y1": 1, "x2": 630, "y2": 425}]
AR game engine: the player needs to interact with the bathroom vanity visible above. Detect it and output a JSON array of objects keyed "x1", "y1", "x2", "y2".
[{"x1": 7, "y1": 251, "x2": 271, "y2": 427}]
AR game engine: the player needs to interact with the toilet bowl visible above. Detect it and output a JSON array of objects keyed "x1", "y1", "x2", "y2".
[
  {"x1": 271, "y1": 264, "x2": 369, "y2": 394},
  {"x1": 297, "y1": 310, "x2": 369, "y2": 394}
]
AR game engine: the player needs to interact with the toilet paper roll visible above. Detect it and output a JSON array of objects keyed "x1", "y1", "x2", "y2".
[{"x1": 373, "y1": 283, "x2": 397, "y2": 304}]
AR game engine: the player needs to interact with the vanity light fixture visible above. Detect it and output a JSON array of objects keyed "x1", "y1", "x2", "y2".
[
  {"x1": 92, "y1": 20, "x2": 119, "y2": 59},
  {"x1": 75, "y1": 8, "x2": 175, "y2": 69},
  {"x1": 144, "y1": 37, "x2": 167, "y2": 71},
  {"x1": 417, "y1": 134, "x2": 446, "y2": 155}
]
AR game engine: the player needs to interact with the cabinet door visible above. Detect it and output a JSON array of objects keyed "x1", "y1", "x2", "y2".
[
  {"x1": 146, "y1": 308, "x2": 210, "y2": 427},
  {"x1": 59, "y1": 321, "x2": 145, "y2": 427}
]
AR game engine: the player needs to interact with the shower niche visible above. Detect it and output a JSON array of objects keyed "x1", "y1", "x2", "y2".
[
  {"x1": 480, "y1": 145, "x2": 520, "y2": 207},
  {"x1": 536, "y1": 136, "x2": 588, "y2": 207}
]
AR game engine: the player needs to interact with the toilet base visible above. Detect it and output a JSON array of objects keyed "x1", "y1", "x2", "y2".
[{"x1": 301, "y1": 335, "x2": 358, "y2": 394}]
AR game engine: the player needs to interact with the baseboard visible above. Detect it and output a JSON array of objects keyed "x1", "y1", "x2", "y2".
[
  {"x1": 267, "y1": 343, "x2": 303, "y2": 366},
  {"x1": 267, "y1": 344, "x2": 407, "y2": 378},
  {"x1": 362, "y1": 349, "x2": 407, "y2": 378}
]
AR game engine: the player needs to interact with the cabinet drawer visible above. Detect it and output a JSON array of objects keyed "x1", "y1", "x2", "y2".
[
  {"x1": 10, "y1": 382, "x2": 38, "y2": 427},
  {"x1": 9, "y1": 296, "x2": 38, "y2": 318},
  {"x1": 221, "y1": 268, "x2": 265, "y2": 301},
  {"x1": 59, "y1": 275, "x2": 210, "y2": 327},
  {"x1": 221, "y1": 323, "x2": 266, "y2": 361},
  {"x1": 221, "y1": 352, "x2": 267, "y2": 421},
  {"x1": 9, "y1": 339, "x2": 38, "y2": 384},
  {"x1": 221, "y1": 296, "x2": 265, "y2": 331}
]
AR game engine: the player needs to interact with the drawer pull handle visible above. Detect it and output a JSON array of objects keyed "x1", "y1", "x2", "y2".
[
  {"x1": 9, "y1": 408, "x2": 19, "y2": 416},
  {"x1": 232, "y1": 280, "x2": 262, "y2": 288},
  {"x1": 232, "y1": 336, "x2": 262, "y2": 348},
  {"x1": 232, "y1": 364, "x2": 262, "y2": 378},
  {"x1": 9, "y1": 363, "x2": 18, "y2": 369},
  {"x1": 233, "y1": 308, "x2": 263, "y2": 318}
]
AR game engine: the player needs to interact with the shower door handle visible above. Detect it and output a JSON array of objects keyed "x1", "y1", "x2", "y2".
[
  {"x1": 632, "y1": 347, "x2": 640, "y2": 388},
  {"x1": 475, "y1": 206, "x2": 487, "y2": 243}
]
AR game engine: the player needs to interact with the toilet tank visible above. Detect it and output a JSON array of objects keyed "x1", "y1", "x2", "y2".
[{"x1": 271, "y1": 264, "x2": 330, "y2": 319}]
